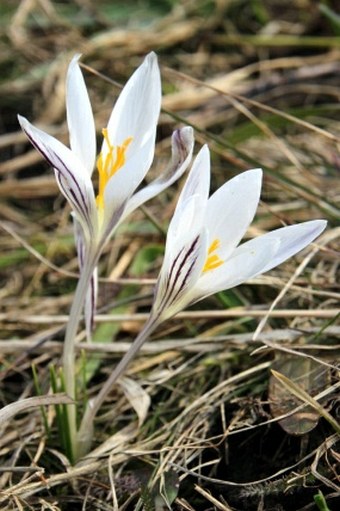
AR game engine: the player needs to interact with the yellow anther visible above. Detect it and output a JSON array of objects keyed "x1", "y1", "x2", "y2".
[
  {"x1": 203, "y1": 238, "x2": 224, "y2": 273},
  {"x1": 96, "y1": 129, "x2": 133, "y2": 211},
  {"x1": 208, "y1": 238, "x2": 220, "y2": 254}
]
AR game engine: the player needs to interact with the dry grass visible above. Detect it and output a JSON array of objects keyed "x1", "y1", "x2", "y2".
[{"x1": 0, "y1": 1, "x2": 339, "y2": 510}]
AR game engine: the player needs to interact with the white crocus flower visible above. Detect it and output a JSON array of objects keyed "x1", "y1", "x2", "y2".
[
  {"x1": 18, "y1": 52, "x2": 194, "y2": 249},
  {"x1": 82, "y1": 144, "x2": 327, "y2": 445},
  {"x1": 150, "y1": 145, "x2": 327, "y2": 323},
  {"x1": 18, "y1": 52, "x2": 194, "y2": 334}
]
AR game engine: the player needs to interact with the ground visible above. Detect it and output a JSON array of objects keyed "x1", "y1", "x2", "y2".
[{"x1": 0, "y1": 1, "x2": 339, "y2": 510}]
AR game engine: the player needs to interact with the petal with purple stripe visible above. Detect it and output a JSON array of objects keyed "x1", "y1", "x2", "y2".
[
  {"x1": 18, "y1": 115, "x2": 97, "y2": 238},
  {"x1": 153, "y1": 229, "x2": 207, "y2": 320}
]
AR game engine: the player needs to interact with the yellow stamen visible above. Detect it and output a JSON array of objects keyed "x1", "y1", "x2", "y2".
[
  {"x1": 208, "y1": 238, "x2": 220, "y2": 255},
  {"x1": 203, "y1": 238, "x2": 224, "y2": 273},
  {"x1": 96, "y1": 128, "x2": 133, "y2": 211}
]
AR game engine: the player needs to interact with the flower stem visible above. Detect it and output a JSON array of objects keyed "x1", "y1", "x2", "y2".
[
  {"x1": 62, "y1": 251, "x2": 97, "y2": 462},
  {"x1": 76, "y1": 315, "x2": 159, "y2": 457}
]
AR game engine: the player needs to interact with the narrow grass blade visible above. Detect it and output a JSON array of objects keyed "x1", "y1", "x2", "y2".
[{"x1": 31, "y1": 363, "x2": 49, "y2": 436}]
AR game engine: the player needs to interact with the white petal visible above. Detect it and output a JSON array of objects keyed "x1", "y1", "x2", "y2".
[
  {"x1": 66, "y1": 55, "x2": 96, "y2": 175},
  {"x1": 18, "y1": 115, "x2": 97, "y2": 237},
  {"x1": 194, "y1": 237, "x2": 279, "y2": 299},
  {"x1": 101, "y1": 140, "x2": 155, "y2": 239},
  {"x1": 175, "y1": 144, "x2": 210, "y2": 217},
  {"x1": 152, "y1": 228, "x2": 208, "y2": 321},
  {"x1": 99, "y1": 53, "x2": 161, "y2": 206},
  {"x1": 101, "y1": 52, "x2": 161, "y2": 185},
  {"x1": 163, "y1": 145, "x2": 210, "y2": 249},
  {"x1": 166, "y1": 193, "x2": 206, "y2": 250},
  {"x1": 247, "y1": 220, "x2": 327, "y2": 274},
  {"x1": 206, "y1": 168, "x2": 262, "y2": 260},
  {"x1": 194, "y1": 219, "x2": 326, "y2": 300},
  {"x1": 120, "y1": 127, "x2": 194, "y2": 221},
  {"x1": 161, "y1": 145, "x2": 211, "y2": 273},
  {"x1": 97, "y1": 53, "x2": 162, "y2": 238},
  {"x1": 98, "y1": 130, "x2": 157, "y2": 234},
  {"x1": 106, "y1": 52, "x2": 161, "y2": 147}
]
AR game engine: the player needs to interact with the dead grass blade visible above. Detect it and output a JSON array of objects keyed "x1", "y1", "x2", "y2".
[
  {"x1": 0, "y1": 394, "x2": 73, "y2": 426},
  {"x1": 271, "y1": 370, "x2": 340, "y2": 434}
]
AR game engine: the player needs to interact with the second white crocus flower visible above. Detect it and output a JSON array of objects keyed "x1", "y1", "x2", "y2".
[
  {"x1": 82, "y1": 145, "x2": 327, "y2": 444},
  {"x1": 151, "y1": 145, "x2": 327, "y2": 322}
]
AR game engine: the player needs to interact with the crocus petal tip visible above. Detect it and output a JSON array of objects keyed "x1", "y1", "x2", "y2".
[
  {"x1": 296, "y1": 219, "x2": 327, "y2": 238},
  {"x1": 172, "y1": 126, "x2": 194, "y2": 155},
  {"x1": 146, "y1": 51, "x2": 157, "y2": 62},
  {"x1": 245, "y1": 167, "x2": 263, "y2": 180},
  {"x1": 308, "y1": 219, "x2": 327, "y2": 235},
  {"x1": 177, "y1": 125, "x2": 194, "y2": 140},
  {"x1": 17, "y1": 115, "x2": 32, "y2": 136},
  {"x1": 197, "y1": 144, "x2": 211, "y2": 163},
  {"x1": 236, "y1": 167, "x2": 263, "y2": 190},
  {"x1": 68, "y1": 54, "x2": 82, "y2": 72},
  {"x1": 71, "y1": 53, "x2": 82, "y2": 62},
  {"x1": 17, "y1": 114, "x2": 26, "y2": 126},
  {"x1": 143, "y1": 51, "x2": 158, "y2": 71},
  {"x1": 252, "y1": 167, "x2": 263, "y2": 175}
]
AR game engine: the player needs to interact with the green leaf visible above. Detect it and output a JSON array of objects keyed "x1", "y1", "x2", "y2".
[
  {"x1": 314, "y1": 490, "x2": 332, "y2": 511},
  {"x1": 158, "y1": 470, "x2": 180, "y2": 509},
  {"x1": 129, "y1": 244, "x2": 164, "y2": 277},
  {"x1": 319, "y1": 4, "x2": 340, "y2": 35}
]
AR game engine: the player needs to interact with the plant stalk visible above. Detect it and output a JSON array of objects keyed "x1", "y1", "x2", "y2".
[
  {"x1": 76, "y1": 315, "x2": 159, "y2": 457},
  {"x1": 62, "y1": 250, "x2": 97, "y2": 462}
]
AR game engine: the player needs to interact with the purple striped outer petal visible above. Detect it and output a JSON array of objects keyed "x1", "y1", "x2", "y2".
[
  {"x1": 152, "y1": 228, "x2": 208, "y2": 321},
  {"x1": 18, "y1": 115, "x2": 97, "y2": 239}
]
